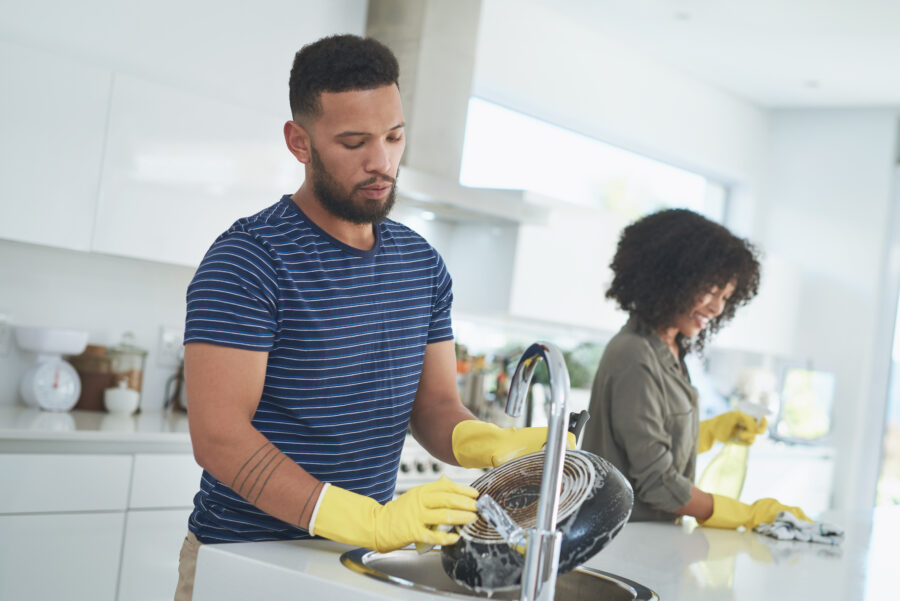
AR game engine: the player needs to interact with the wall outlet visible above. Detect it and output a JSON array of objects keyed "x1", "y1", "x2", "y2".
[
  {"x1": 157, "y1": 325, "x2": 184, "y2": 367},
  {"x1": 0, "y1": 314, "x2": 11, "y2": 358}
]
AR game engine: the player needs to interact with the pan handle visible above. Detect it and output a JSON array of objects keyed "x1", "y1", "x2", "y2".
[{"x1": 567, "y1": 410, "x2": 590, "y2": 444}]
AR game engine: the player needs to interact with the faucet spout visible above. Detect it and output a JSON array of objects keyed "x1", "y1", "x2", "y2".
[{"x1": 506, "y1": 342, "x2": 571, "y2": 601}]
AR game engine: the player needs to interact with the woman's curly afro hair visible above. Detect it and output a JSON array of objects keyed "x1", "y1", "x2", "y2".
[{"x1": 607, "y1": 208, "x2": 761, "y2": 354}]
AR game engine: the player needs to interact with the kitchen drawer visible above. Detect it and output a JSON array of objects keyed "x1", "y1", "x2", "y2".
[
  {"x1": 0, "y1": 454, "x2": 131, "y2": 513},
  {"x1": 118, "y1": 508, "x2": 193, "y2": 601},
  {"x1": 0, "y1": 511, "x2": 124, "y2": 601},
  {"x1": 129, "y1": 453, "x2": 202, "y2": 509}
]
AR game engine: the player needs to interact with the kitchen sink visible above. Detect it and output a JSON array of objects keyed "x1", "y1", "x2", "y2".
[{"x1": 340, "y1": 547, "x2": 658, "y2": 600}]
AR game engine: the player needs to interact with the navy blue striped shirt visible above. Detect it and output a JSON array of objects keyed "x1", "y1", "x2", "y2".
[{"x1": 184, "y1": 195, "x2": 454, "y2": 543}]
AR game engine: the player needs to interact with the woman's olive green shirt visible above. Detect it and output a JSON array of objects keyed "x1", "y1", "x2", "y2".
[{"x1": 582, "y1": 315, "x2": 699, "y2": 522}]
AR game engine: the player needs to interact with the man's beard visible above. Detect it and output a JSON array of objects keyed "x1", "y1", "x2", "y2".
[{"x1": 310, "y1": 145, "x2": 397, "y2": 225}]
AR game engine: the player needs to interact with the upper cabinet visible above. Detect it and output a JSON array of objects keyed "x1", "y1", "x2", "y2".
[
  {"x1": 0, "y1": 41, "x2": 112, "y2": 251},
  {"x1": 507, "y1": 203, "x2": 630, "y2": 333},
  {"x1": 92, "y1": 74, "x2": 304, "y2": 266},
  {"x1": 713, "y1": 254, "x2": 801, "y2": 356}
]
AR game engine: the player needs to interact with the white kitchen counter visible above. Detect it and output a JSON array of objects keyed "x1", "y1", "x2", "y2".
[
  {"x1": 0, "y1": 405, "x2": 191, "y2": 453},
  {"x1": 192, "y1": 507, "x2": 896, "y2": 601}
]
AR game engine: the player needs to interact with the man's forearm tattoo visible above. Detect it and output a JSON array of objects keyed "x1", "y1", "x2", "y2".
[
  {"x1": 298, "y1": 480, "x2": 324, "y2": 529},
  {"x1": 232, "y1": 441, "x2": 286, "y2": 503}
]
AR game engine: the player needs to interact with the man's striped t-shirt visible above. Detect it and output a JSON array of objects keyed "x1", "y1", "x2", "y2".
[{"x1": 183, "y1": 195, "x2": 454, "y2": 544}]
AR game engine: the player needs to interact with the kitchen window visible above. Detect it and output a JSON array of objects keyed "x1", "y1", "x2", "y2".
[{"x1": 459, "y1": 97, "x2": 727, "y2": 222}]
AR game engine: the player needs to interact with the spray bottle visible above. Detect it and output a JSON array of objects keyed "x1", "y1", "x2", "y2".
[{"x1": 697, "y1": 399, "x2": 768, "y2": 499}]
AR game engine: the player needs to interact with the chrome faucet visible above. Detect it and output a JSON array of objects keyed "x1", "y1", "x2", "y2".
[{"x1": 506, "y1": 341, "x2": 570, "y2": 601}]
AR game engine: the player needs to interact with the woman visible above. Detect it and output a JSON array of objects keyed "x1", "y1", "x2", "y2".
[{"x1": 581, "y1": 209, "x2": 809, "y2": 529}]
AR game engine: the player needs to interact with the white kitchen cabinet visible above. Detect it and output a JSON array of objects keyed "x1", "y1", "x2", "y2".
[
  {"x1": 0, "y1": 453, "x2": 131, "y2": 513},
  {"x1": 118, "y1": 453, "x2": 199, "y2": 601},
  {"x1": 0, "y1": 40, "x2": 112, "y2": 251},
  {"x1": 0, "y1": 511, "x2": 125, "y2": 601},
  {"x1": 129, "y1": 453, "x2": 202, "y2": 509},
  {"x1": 92, "y1": 73, "x2": 304, "y2": 267},
  {"x1": 713, "y1": 255, "x2": 801, "y2": 356},
  {"x1": 507, "y1": 203, "x2": 630, "y2": 332},
  {"x1": 118, "y1": 508, "x2": 193, "y2": 601}
]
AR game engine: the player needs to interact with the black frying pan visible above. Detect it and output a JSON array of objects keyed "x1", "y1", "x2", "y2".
[{"x1": 441, "y1": 449, "x2": 633, "y2": 592}]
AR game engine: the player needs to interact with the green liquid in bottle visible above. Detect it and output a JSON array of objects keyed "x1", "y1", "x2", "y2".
[{"x1": 698, "y1": 439, "x2": 750, "y2": 499}]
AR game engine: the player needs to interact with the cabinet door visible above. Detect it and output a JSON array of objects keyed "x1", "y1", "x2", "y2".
[
  {"x1": 129, "y1": 453, "x2": 202, "y2": 509},
  {"x1": 118, "y1": 508, "x2": 193, "y2": 601},
  {"x1": 508, "y1": 205, "x2": 629, "y2": 331},
  {"x1": 0, "y1": 40, "x2": 111, "y2": 251},
  {"x1": 0, "y1": 512, "x2": 124, "y2": 601},
  {"x1": 0, "y1": 454, "x2": 131, "y2": 513},
  {"x1": 92, "y1": 73, "x2": 304, "y2": 267}
]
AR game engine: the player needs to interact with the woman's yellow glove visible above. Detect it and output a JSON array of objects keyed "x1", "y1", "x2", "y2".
[
  {"x1": 451, "y1": 420, "x2": 577, "y2": 469},
  {"x1": 311, "y1": 476, "x2": 478, "y2": 553},
  {"x1": 698, "y1": 410, "x2": 767, "y2": 453},
  {"x1": 700, "y1": 494, "x2": 811, "y2": 530}
]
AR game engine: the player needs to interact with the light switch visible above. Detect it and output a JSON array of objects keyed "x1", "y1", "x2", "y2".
[
  {"x1": 0, "y1": 313, "x2": 11, "y2": 357},
  {"x1": 156, "y1": 325, "x2": 183, "y2": 367}
]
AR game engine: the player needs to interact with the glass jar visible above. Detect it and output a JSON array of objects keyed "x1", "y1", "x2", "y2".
[
  {"x1": 69, "y1": 344, "x2": 114, "y2": 411},
  {"x1": 106, "y1": 332, "x2": 147, "y2": 408}
]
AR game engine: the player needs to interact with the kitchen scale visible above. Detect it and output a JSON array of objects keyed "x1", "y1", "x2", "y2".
[{"x1": 15, "y1": 326, "x2": 88, "y2": 411}]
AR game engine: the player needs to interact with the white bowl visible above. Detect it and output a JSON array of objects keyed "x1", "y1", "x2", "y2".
[
  {"x1": 14, "y1": 326, "x2": 89, "y2": 355},
  {"x1": 104, "y1": 386, "x2": 140, "y2": 415}
]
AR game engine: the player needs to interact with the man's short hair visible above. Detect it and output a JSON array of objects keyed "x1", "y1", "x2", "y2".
[{"x1": 289, "y1": 34, "x2": 399, "y2": 121}]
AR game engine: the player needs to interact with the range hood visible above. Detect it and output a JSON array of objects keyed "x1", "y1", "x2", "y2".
[{"x1": 368, "y1": 1, "x2": 548, "y2": 226}]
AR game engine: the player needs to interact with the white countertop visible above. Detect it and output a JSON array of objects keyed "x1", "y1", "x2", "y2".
[
  {"x1": 192, "y1": 507, "x2": 897, "y2": 601},
  {"x1": 0, "y1": 406, "x2": 191, "y2": 453}
]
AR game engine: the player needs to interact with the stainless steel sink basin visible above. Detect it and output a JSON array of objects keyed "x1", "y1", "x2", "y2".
[{"x1": 340, "y1": 547, "x2": 658, "y2": 600}]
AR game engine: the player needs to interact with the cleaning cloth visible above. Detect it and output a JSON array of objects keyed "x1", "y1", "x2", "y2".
[{"x1": 754, "y1": 511, "x2": 844, "y2": 545}]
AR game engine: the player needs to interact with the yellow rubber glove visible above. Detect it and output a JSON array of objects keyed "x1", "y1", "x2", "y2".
[
  {"x1": 312, "y1": 476, "x2": 479, "y2": 553},
  {"x1": 698, "y1": 410, "x2": 768, "y2": 453},
  {"x1": 451, "y1": 420, "x2": 577, "y2": 469},
  {"x1": 700, "y1": 494, "x2": 811, "y2": 530}
]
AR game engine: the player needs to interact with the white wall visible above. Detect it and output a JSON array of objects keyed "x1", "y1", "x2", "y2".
[
  {"x1": 0, "y1": 239, "x2": 196, "y2": 411},
  {"x1": 760, "y1": 109, "x2": 900, "y2": 510}
]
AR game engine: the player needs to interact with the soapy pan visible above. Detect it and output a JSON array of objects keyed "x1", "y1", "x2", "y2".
[{"x1": 441, "y1": 450, "x2": 634, "y2": 592}]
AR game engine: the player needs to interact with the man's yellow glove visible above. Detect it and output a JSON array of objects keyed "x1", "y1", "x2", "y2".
[
  {"x1": 451, "y1": 420, "x2": 577, "y2": 469},
  {"x1": 700, "y1": 494, "x2": 811, "y2": 530},
  {"x1": 698, "y1": 410, "x2": 767, "y2": 453},
  {"x1": 311, "y1": 476, "x2": 478, "y2": 552}
]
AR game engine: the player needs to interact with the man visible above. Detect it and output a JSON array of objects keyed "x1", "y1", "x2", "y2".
[{"x1": 175, "y1": 34, "x2": 569, "y2": 600}]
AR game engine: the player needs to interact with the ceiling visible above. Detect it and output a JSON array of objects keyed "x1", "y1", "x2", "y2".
[
  {"x1": 4, "y1": 0, "x2": 897, "y2": 111},
  {"x1": 546, "y1": 0, "x2": 900, "y2": 108}
]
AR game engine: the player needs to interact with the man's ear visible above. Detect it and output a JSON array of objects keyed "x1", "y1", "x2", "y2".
[{"x1": 284, "y1": 120, "x2": 312, "y2": 164}]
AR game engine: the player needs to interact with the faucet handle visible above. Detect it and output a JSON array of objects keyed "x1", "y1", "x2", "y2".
[{"x1": 567, "y1": 410, "x2": 590, "y2": 444}]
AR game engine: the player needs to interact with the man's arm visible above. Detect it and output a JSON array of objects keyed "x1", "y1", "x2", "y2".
[
  {"x1": 185, "y1": 342, "x2": 324, "y2": 530},
  {"x1": 407, "y1": 340, "x2": 476, "y2": 465}
]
